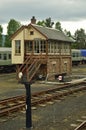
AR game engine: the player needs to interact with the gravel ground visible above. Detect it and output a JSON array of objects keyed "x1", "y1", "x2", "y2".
[
  {"x1": 0, "y1": 91, "x2": 86, "y2": 130},
  {"x1": 0, "y1": 65, "x2": 86, "y2": 130}
]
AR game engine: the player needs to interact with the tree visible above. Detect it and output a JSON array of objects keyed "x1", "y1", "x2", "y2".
[
  {"x1": 45, "y1": 17, "x2": 54, "y2": 28},
  {"x1": 55, "y1": 22, "x2": 62, "y2": 32},
  {"x1": 64, "y1": 29, "x2": 72, "y2": 37},
  {"x1": 37, "y1": 20, "x2": 45, "y2": 26},
  {"x1": 0, "y1": 25, "x2": 3, "y2": 47},
  {"x1": 37, "y1": 17, "x2": 54, "y2": 28},
  {"x1": 5, "y1": 19, "x2": 21, "y2": 47},
  {"x1": 64, "y1": 29, "x2": 76, "y2": 49},
  {"x1": 74, "y1": 28, "x2": 86, "y2": 49}
]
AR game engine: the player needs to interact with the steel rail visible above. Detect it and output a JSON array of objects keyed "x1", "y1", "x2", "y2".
[
  {"x1": 0, "y1": 85, "x2": 86, "y2": 117},
  {"x1": 74, "y1": 121, "x2": 86, "y2": 130},
  {"x1": 0, "y1": 95, "x2": 25, "y2": 105}
]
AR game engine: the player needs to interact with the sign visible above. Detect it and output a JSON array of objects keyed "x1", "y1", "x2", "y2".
[{"x1": 18, "y1": 72, "x2": 23, "y2": 79}]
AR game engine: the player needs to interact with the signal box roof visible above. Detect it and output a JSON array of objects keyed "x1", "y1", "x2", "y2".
[
  {"x1": 29, "y1": 24, "x2": 73, "y2": 42},
  {"x1": 11, "y1": 23, "x2": 74, "y2": 43}
]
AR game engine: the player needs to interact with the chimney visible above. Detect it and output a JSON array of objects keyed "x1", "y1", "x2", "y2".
[{"x1": 31, "y1": 16, "x2": 36, "y2": 24}]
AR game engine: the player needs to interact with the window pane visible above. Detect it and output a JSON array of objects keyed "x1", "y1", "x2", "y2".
[
  {"x1": 15, "y1": 40, "x2": 21, "y2": 54},
  {"x1": 9, "y1": 54, "x2": 11, "y2": 59},
  {"x1": 40, "y1": 40, "x2": 46, "y2": 53},
  {"x1": 3, "y1": 54, "x2": 7, "y2": 60},
  {"x1": 34, "y1": 40, "x2": 46, "y2": 54},
  {"x1": 0, "y1": 54, "x2": 1, "y2": 59},
  {"x1": 34, "y1": 40, "x2": 39, "y2": 53},
  {"x1": 30, "y1": 31, "x2": 34, "y2": 35},
  {"x1": 26, "y1": 41, "x2": 33, "y2": 53}
]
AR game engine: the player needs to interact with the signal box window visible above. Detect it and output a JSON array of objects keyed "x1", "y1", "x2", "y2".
[
  {"x1": 15, "y1": 40, "x2": 21, "y2": 54},
  {"x1": 34, "y1": 39, "x2": 46, "y2": 53},
  {"x1": 26, "y1": 41, "x2": 33, "y2": 53},
  {"x1": 30, "y1": 31, "x2": 34, "y2": 35}
]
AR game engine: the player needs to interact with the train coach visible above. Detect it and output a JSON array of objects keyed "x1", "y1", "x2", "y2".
[
  {"x1": 72, "y1": 49, "x2": 86, "y2": 65},
  {"x1": 0, "y1": 47, "x2": 15, "y2": 73},
  {"x1": 80, "y1": 49, "x2": 86, "y2": 64},
  {"x1": 72, "y1": 49, "x2": 81, "y2": 65}
]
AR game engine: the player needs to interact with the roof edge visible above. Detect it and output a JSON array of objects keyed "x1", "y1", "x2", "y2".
[{"x1": 28, "y1": 24, "x2": 48, "y2": 39}]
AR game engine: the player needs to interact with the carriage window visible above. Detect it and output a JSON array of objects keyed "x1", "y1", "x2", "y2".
[
  {"x1": 15, "y1": 40, "x2": 21, "y2": 54},
  {"x1": 3, "y1": 54, "x2": 7, "y2": 60},
  {"x1": 72, "y1": 53, "x2": 75, "y2": 57},
  {"x1": 8, "y1": 54, "x2": 11, "y2": 59},
  {"x1": 0, "y1": 54, "x2": 1, "y2": 59}
]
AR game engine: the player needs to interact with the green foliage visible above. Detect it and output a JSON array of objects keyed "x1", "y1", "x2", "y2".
[
  {"x1": 0, "y1": 25, "x2": 3, "y2": 46},
  {"x1": 0, "y1": 25, "x2": 3, "y2": 34},
  {"x1": 55, "y1": 22, "x2": 63, "y2": 32},
  {"x1": 37, "y1": 17, "x2": 54, "y2": 28},
  {"x1": 64, "y1": 29, "x2": 76, "y2": 49},
  {"x1": 71, "y1": 42, "x2": 77, "y2": 49},
  {"x1": 5, "y1": 19, "x2": 21, "y2": 47},
  {"x1": 7, "y1": 19, "x2": 21, "y2": 35},
  {"x1": 45, "y1": 17, "x2": 54, "y2": 28},
  {"x1": 64, "y1": 29, "x2": 72, "y2": 37},
  {"x1": 37, "y1": 20, "x2": 45, "y2": 26},
  {"x1": 74, "y1": 28, "x2": 86, "y2": 49},
  {"x1": 5, "y1": 35, "x2": 11, "y2": 47}
]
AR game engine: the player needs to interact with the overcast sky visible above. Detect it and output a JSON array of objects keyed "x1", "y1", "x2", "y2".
[{"x1": 1, "y1": 0, "x2": 86, "y2": 34}]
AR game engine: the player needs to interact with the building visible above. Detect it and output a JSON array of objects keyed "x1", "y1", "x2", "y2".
[{"x1": 11, "y1": 17, "x2": 73, "y2": 81}]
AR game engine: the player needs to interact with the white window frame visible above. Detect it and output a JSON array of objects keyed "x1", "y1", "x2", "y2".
[{"x1": 15, "y1": 40, "x2": 21, "y2": 54}]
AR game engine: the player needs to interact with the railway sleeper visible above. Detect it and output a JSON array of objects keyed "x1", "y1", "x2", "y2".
[
  {"x1": 74, "y1": 121, "x2": 86, "y2": 130},
  {"x1": 0, "y1": 103, "x2": 25, "y2": 117}
]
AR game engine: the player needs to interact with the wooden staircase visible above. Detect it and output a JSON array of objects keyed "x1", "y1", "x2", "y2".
[
  {"x1": 17, "y1": 56, "x2": 41, "y2": 82},
  {"x1": 28, "y1": 58, "x2": 41, "y2": 81}
]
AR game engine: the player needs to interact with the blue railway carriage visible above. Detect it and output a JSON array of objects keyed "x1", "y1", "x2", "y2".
[
  {"x1": 72, "y1": 49, "x2": 82, "y2": 65},
  {"x1": 80, "y1": 49, "x2": 86, "y2": 64},
  {"x1": 0, "y1": 47, "x2": 14, "y2": 73}
]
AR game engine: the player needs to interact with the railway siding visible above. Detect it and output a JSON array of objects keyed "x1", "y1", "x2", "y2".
[{"x1": 0, "y1": 82, "x2": 86, "y2": 117}]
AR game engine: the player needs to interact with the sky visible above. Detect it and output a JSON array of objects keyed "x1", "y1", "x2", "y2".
[{"x1": 1, "y1": 0, "x2": 86, "y2": 35}]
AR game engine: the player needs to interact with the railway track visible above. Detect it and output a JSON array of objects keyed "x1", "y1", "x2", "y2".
[
  {"x1": 0, "y1": 82, "x2": 86, "y2": 117},
  {"x1": 0, "y1": 73, "x2": 16, "y2": 81},
  {"x1": 74, "y1": 121, "x2": 86, "y2": 130}
]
